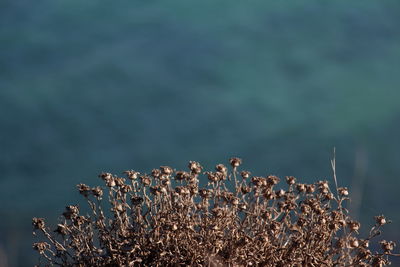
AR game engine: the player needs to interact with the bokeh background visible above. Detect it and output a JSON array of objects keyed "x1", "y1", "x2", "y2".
[{"x1": 1, "y1": 0, "x2": 400, "y2": 266}]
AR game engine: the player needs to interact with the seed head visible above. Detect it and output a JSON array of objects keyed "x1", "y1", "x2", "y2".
[
  {"x1": 296, "y1": 183, "x2": 306, "y2": 193},
  {"x1": 32, "y1": 218, "x2": 45, "y2": 230},
  {"x1": 286, "y1": 176, "x2": 296, "y2": 185},
  {"x1": 380, "y1": 240, "x2": 396, "y2": 254},
  {"x1": 77, "y1": 183, "x2": 91, "y2": 197},
  {"x1": 229, "y1": 157, "x2": 242, "y2": 168},
  {"x1": 188, "y1": 161, "x2": 202, "y2": 174},
  {"x1": 338, "y1": 187, "x2": 349, "y2": 197},
  {"x1": 124, "y1": 170, "x2": 140, "y2": 180},
  {"x1": 267, "y1": 175, "x2": 280, "y2": 185},
  {"x1": 375, "y1": 215, "x2": 387, "y2": 226},
  {"x1": 140, "y1": 175, "x2": 152, "y2": 186},
  {"x1": 160, "y1": 166, "x2": 173, "y2": 175},
  {"x1": 175, "y1": 171, "x2": 190, "y2": 181},
  {"x1": 347, "y1": 220, "x2": 361, "y2": 232},
  {"x1": 33, "y1": 242, "x2": 50, "y2": 254},
  {"x1": 240, "y1": 171, "x2": 251, "y2": 179},
  {"x1": 54, "y1": 224, "x2": 68, "y2": 236}
]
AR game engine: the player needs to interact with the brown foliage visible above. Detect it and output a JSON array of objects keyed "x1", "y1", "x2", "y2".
[{"x1": 33, "y1": 158, "x2": 399, "y2": 266}]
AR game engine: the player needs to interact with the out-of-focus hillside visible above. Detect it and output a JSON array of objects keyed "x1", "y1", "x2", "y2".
[{"x1": 1, "y1": 0, "x2": 400, "y2": 266}]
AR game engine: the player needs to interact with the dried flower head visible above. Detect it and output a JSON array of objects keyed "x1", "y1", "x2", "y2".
[
  {"x1": 32, "y1": 218, "x2": 45, "y2": 230},
  {"x1": 240, "y1": 171, "x2": 251, "y2": 179},
  {"x1": 229, "y1": 157, "x2": 242, "y2": 168},
  {"x1": 124, "y1": 170, "x2": 140, "y2": 180},
  {"x1": 286, "y1": 176, "x2": 296, "y2": 185},
  {"x1": 338, "y1": 187, "x2": 349, "y2": 196},
  {"x1": 375, "y1": 215, "x2": 387, "y2": 226},
  {"x1": 380, "y1": 240, "x2": 396, "y2": 254}
]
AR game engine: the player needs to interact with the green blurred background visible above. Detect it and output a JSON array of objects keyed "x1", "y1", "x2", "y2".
[{"x1": 1, "y1": 0, "x2": 400, "y2": 266}]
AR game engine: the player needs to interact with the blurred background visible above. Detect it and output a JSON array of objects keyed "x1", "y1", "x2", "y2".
[{"x1": 1, "y1": 0, "x2": 400, "y2": 266}]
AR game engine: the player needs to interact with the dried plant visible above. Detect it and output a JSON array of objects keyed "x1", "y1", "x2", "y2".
[{"x1": 33, "y1": 158, "x2": 399, "y2": 266}]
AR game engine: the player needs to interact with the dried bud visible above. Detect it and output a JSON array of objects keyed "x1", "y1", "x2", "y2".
[
  {"x1": 92, "y1": 186, "x2": 103, "y2": 198},
  {"x1": 150, "y1": 186, "x2": 161, "y2": 195},
  {"x1": 151, "y1": 169, "x2": 161, "y2": 179},
  {"x1": 115, "y1": 203, "x2": 123, "y2": 212},
  {"x1": 318, "y1": 180, "x2": 329, "y2": 189},
  {"x1": 188, "y1": 161, "x2": 202, "y2": 174},
  {"x1": 275, "y1": 189, "x2": 286, "y2": 198},
  {"x1": 229, "y1": 157, "x2": 242, "y2": 168},
  {"x1": 252, "y1": 177, "x2": 263, "y2": 187},
  {"x1": 306, "y1": 184, "x2": 315, "y2": 194},
  {"x1": 160, "y1": 166, "x2": 173, "y2": 175},
  {"x1": 124, "y1": 170, "x2": 140, "y2": 180},
  {"x1": 375, "y1": 215, "x2": 387, "y2": 226},
  {"x1": 114, "y1": 177, "x2": 125, "y2": 187},
  {"x1": 199, "y1": 189, "x2": 211, "y2": 198},
  {"x1": 240, "y1": 171, "x2": 251, "y2": 179},
  {"x1": 175, "y1": 171, "x2": 190, "y2": 181},
  {"x1": 131, "y1": 196, "x2": 143, "y2": 206},
  {"x1": 215, "y1": 164, "x2": 227, "y2": 173},
  {"x1": 240, "y1": 186, "x2": 251, "y2": 194},
  {"x1": 33, "y1": 242, "x2": 50, "y2": 254},
  {"x1": 300, "y1": 204, "x2": 311, "y2": 214},
  {"x1": 231, "y1": 197, "x2": 239, "y2": 206},
  {"x1": 286, "y1": 176, "x2": 296, "y2": 185},
  {"x1": 77, "y1": 183, "x2": 91, "y2": 197},
  {"x1": 63, "y1": 205, "x2": 79, "y2": 220},
  {"x1": 206, "y1": 172, "x2": 224, "y2": 183},
  {"x1": 338, "y1": 187, "x2": 349, "y2": 196},
  {"x1": 120, "y1": 184, "x2": 132, "y2": 194},
  {"x1": 380, "y1": 240, "x2": 395, "y2": 253},
  {"x1": 73, "y1": 215, "x2": 87, "y2": 226},
  {"x1": 32, "y1": 218, "x2": 45, "y2": 230},
  {"x1": 140, "y1": 175, "x2": 152, "y2": 186},
  {"x1": 98, "y1": 172, "x2": 112, "y2": 180},
  {"x1": 54, "y1": 224, "x2": 68, "y2": 236},
  {"x1": 296, "y1": 183, "x2": 306, "y2": 193},
  {"x1": 267, "y1": 175, "x2": 280, "y2": 185},
  {"x1": 238, "y1": 203, "x2": 247, "y2": 210},
  {"x1": 297, "y1": 217, "x2": 306, "y2": 227},
  {"x1": 264, "y1": 190, "x2": 276, "y2": 200},
  {"x1": 323, "y1": 192, "x2": 334, "y2": 201},
  {"x1": 347, "y1": 220, "x2": 361, "y2": 231},
  {"x1": 349, "y1": 238, "x2": 360, "y2": 248}
]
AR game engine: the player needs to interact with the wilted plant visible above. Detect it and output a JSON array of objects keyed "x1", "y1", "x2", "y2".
[{"x1": 33, "y1": 158, "x2": 399, "y2": 266}]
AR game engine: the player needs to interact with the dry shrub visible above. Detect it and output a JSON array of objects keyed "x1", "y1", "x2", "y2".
[{"x1": 33, "y1": 158, "x2": 399, "y2": 266}]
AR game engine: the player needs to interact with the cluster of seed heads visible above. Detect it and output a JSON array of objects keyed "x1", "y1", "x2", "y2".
[{"x1": 32, "y1": 158, "x2": 399, "y2": 266}]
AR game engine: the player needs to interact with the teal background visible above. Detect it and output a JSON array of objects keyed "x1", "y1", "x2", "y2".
[{"x1": 1, "y1": 1, "x2": 400, "y2": 266}]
